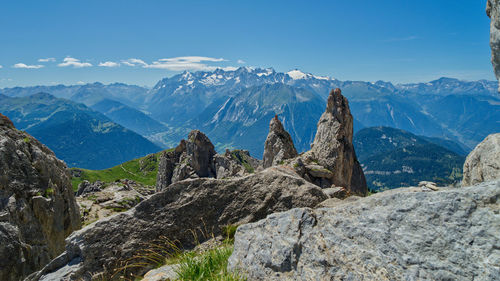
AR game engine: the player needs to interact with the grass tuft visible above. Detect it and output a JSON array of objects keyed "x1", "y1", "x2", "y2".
[{"x1": 175, "y1": 243, "x2": 245, "y2": 281}]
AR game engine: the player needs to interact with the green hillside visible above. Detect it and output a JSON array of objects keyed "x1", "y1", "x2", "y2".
[
  {"x1": 70, "y1": 150, "x2": 170, "y2": 191},
  {"x1": 0, "y1": 93, "x2": 162, "y2": 169}
]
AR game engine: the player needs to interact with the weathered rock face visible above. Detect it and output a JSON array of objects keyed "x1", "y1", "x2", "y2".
[
  {"x1": 289, "y1": 89, "x2": 367, "y2": 195},
  {"x1": 263, "y1": 115, "x2": 298, "y2": 168},
  {"x1": 155, "y1": 140, "x2": 186, "y2": 190},
  {"x1": 228, "y1": 180, "x2": 500, "y2": 280},
  {"x1": 214, "y1": 149, "x2": 260, "y2": 179},
  {"x1": 76, "y1": 179, "x2": 153, "y2": 226},
  {"x1": 488, "y1": 0, "x2": 500, "y2": 91},
  {"x1": 462, "y1": 133, "x2": 500, "y2": 186},
  {"x1": 0, "y1": 113, "x2": 81, "y2": 281},
  {"x1": 156, "y1": 130, "x2": 260, "y2": 191},
  {"x1": 29, "y1": 167, "x2": 327, "y2": 280}
]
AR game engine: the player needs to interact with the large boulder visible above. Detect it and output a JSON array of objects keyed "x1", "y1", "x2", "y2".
[
  {"x1": 488, "y1": 0, "x2": 500, "y2": 91},
  {"x1": 228, "y1": 180, "x2": 500, "y2": 280},
  {"x1": 263, "y1": 115, "x2": 298, "y2": 168},
  {"x1": 462, "y1": 133, "x2": 500, "y2": 186},
  {"x1": 28, "y1": 167, "x2": 327, "y2": 280},
  {"x1": 0, "y1": 113, "x2": 81, "y2": 281}
]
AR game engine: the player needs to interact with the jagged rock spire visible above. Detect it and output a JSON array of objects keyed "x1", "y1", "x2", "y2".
[
  {"x1": 263, "y1": 115, "x2": 298, "y2": 168},
  {"x1": 310, "y1": 88, "x2": 367, "y2": 195}
]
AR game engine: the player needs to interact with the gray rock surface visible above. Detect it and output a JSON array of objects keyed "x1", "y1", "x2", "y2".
[
  {"x1": 142, "y1": 264, "x2": 179, "y2": 281},
  {"x1": 488, "y1": 0, "x2": 500, "y2": 91},
  {"x1": 155, "y1": 140, "x2": 186, "y2": 191},
  {"x1": 263, "y1": 115, "x2": 298, "y2": 168},
  {"x1": 171, "y1": 130, "x2": 217, "y2": 183},
  {"x1": 29, "y1": 167, "x2": 327, "y2": 280},
  {"x1": 228, "y1": 180, "x2": 500, "y2": 280},
  {"x1": 462, "y1": 133, "x2": 500, "y2": 186},
  {"x1": 76, "y1": 179, "x2": 150, "y2": 226},
  {"x1": 0, "y1": 113, "x2": 81, "y2": 281},
  {"x1": 214, "y1": 149, "x2": 260, "y2": 179},
  {"x1": 76, "y1": 180, "x2": 103, "y2": 196}
]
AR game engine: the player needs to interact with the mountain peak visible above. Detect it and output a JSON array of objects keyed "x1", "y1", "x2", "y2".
[{"x1": 287, "y1": 69, "x2": 309, "y2": 80}]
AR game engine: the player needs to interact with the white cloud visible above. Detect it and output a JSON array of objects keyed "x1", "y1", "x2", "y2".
[
  {"x1": 58, "y1": 57, "x2": 92, "y2": 68},
  {"x1": 143, "y1": 56, "x2": 232, "y2": 71},
  {"x1": 13, "y1": 63, "x2": 44, "y2": 69},
  {"x1": 38, "y1": 57, "x2": 56, "y2": 62},
  {"x1": 99, "y1": 61, "x2": 120, "y2": 67},
  {"x1": 237, "y1": 59, "x2": 245, "y2": 64},
  {"x1": 121, "y1": 58, "x2": 147, "y2": 67},
  {"x1": 0, "y1": 65, "x2": 2, "y2": 69},
  {"x1": 76, "y1": 81, "x2": 85, "y2": 85}
]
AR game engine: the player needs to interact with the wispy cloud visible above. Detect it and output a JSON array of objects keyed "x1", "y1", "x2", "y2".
[
  {"x1": 143, "y1": 56, "x2": 231, "y2": 71},
  {"x1": 58, "y1": 57, "x2": 92, "y2": 68},
  {"x1": 383, "y1": 35, "x2": 419, "y2": 42},
  {"x1": 121, "y1": 58, "x2": 147, "y2": 67},
  {"x1": 237, "y1": 59, "x2": 245, "y2": 64},
  {"x1": 99, "y1": 61, "x2": 120, "y2": 67},
  {"x1": 38, "y1": 57, "x2": 56, "y2": 62},
  {"x1": 13, "y1": 63, "x2": 44, "y2": 69},
  {"x1": 0, "y1": 65, "x2": 3, "y2": 69}
]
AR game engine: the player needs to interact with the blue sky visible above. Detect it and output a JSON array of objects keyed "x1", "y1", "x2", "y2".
[{"x1": 0, "y1": 0, "x2": 495, "y2": 87}]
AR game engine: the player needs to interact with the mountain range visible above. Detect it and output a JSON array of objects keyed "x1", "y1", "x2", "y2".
[
  {"x1": 354, "y1": 127, "x2": 466, "y2": 190},
  {"x1": 0, "y1": 93, "x2": 161, "y2": 169},
  {"x1": 1, "y1": 67, "x2": 498, "y2": 172}
]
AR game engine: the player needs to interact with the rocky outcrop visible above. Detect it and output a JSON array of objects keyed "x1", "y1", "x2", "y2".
[
  {"x1": 228, "y1": 180, "x2": 500, "y2": 280},
  {"x1": 29, "y1": 167, "x2": 327, "y2": 280},
  {"x1": 488, "y1": 0, "x2": 500, "y2": 91},
  {"x1": 76, "y1": 180, "x2": 104, "y2": 196},
  {"x1": 156, "y1": 130, "x2": 260, "y2": 191},
  {"x1": 0, "y1": 113, "x2": 81, "y2": 281},
  {"x1": 155, "y1": 140, "x2": 186, "y2": 190},
  {"x1": 76, "y1": 179, "x2": 152, "y2": 226},
  {"x1": 262, "y1": 115, "x2": 298, "y2": 168},
  {"x1": 462, "y1": 133, "x2": 500, "y2": 186},
  {"x1": 215, "y1": 149, "x2": 260, "y2": 179},
  {"x1": 288, "y1": 89, "x2": 367, "y2": 195}
]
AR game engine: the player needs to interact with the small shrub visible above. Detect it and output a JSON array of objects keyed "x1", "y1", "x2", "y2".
[{"x1": 44, "y1": 188, "x2": 54, "y2": 197}]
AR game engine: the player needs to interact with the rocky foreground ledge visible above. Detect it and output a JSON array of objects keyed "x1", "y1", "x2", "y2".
[{"x1": 228, "y1": 180, "x2": 500, "y2": 280}]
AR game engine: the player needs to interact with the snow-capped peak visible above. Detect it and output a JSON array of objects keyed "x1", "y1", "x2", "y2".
[
  {"x1": 256, "y1": 68, "x2": 275, "y2": 77},
  {"x1": 287, "y1": 69, "x2": 309, "y2": 80}
]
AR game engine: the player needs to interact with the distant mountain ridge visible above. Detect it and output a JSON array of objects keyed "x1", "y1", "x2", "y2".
[
  {"x1": 0, "y1": 93, "x2": 161, "y2": 169},
  {"x1": 1, "y1": 67, "x2": 498, "y2": 158},
  {"x1": 354, "y1": 127, "x2": 465, "y2": 190}
]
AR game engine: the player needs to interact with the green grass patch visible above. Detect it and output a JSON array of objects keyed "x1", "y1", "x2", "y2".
[
  {"x1": 175, "y1": 243, "x2": 245, "y2": 281},
  {"x1": 70, "y1": 150, "x2": 171, "y2": 191},
  {"x1": 230, "y1": 150, "x2": 254, "y2": 173}
]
